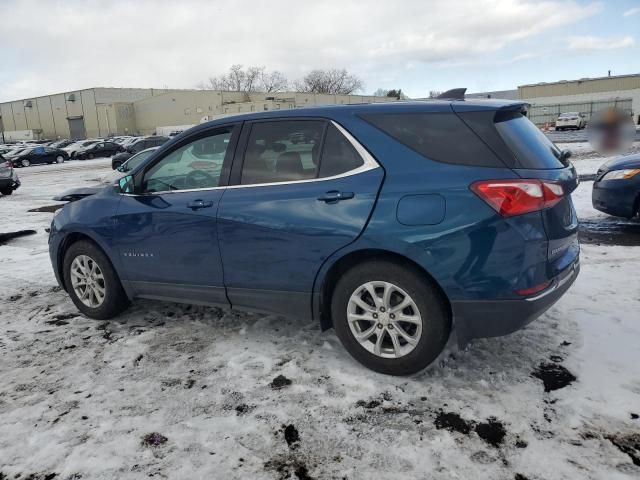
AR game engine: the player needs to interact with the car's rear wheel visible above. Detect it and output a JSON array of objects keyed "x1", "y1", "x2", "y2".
[
  {"x1": 87, "y1": 153, "x2": 94, "y2": 159},
  {"x1": 21, "y1": 159, "x2": 30, "y2": 167},
  {"x1": 1, "y1": 187, "x2": 13, "y2": 196},
  {"x1": 112, "y1": 161, "x2": 122, "y2": 170},
  {"x1": 63, "y1": 240, "x2": 129, "y2": 319},
  {"x1": 56, "y1": 155, "x2": 64, "y2": 164},
  {"x1": 331, "y1": 260, "x2": 450, "y2": 375}
]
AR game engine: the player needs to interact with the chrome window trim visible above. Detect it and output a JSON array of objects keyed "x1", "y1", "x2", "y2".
[
  {"x1": 228, "y1": 120, "x2": 379, "y2": 190},
  {"x1": 123, "y1": 120, "x2": 379, "y2": 196}
]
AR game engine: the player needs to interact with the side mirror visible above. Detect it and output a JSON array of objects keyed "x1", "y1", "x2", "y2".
[{"x1": 118, "y1": 175, "x2": 135, "y2": 194}]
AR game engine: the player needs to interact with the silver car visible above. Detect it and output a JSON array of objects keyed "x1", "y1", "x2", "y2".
[{"x1": 0, "y1": 155, "x2": 21, "y2": 195}]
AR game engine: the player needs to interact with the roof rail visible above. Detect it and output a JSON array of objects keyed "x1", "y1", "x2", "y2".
[{"x1": 436, "y1": 88, "x2": 467, "y2": 100}]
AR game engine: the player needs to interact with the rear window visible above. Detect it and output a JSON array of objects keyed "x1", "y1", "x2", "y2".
[
  {"x1": 360, "y1": 112, "x2": 504, "y2": 167},
  {"x1": 494, "y1": 111, "x2": 564, "y2": 169}
]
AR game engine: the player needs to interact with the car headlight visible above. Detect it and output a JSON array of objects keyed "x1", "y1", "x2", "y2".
[{"x1": 602, "y1": 169, "x2": 640, "y2": 181}]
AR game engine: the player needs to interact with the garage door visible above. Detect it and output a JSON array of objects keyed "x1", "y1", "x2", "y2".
[{"x1": 68, "y1": 117, "x2": 86, "y2": 140}]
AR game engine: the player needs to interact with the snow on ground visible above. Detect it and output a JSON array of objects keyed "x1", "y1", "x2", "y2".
[{"x1": 0, "y1": 153, "x2": 639, "y2": 480}]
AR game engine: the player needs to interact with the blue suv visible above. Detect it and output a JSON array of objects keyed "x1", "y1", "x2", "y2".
[{"x1": 49, "y1": 100, "x2": 580, "y2": 375}]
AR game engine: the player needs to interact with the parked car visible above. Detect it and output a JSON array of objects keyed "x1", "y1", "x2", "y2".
[
  {"x1": 49, "y1": 100, "x2": 580, "y2": 375},
  {"x1": 0, "y1": 155, "x2": 21, "y2": 195},
  {"x1": 110, "y1": 136, "x2": 169, "y2": 169},
  {"x1": 49, "y1": 139, "x2": 75, "y2": 149},
  {"x1": 592, "y1": 153, "x2": 640, "y2": 218},
  {"x1": 555, "y1": 112, "x2": 587, "y2": 130},
  {"x1": 52, "y1": 148, "x2": 161, "y2": 202},
  {"x1": 74, "y1": 141, "x2": 124, "y2": 160},
  {"x1": 8, "y1": 146, "x2": 69, "y2": 167},
  {"x1": 64, "y1": 140, "x2": 100, "y2": 157}
]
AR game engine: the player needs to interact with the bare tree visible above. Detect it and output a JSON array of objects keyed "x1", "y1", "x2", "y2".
[
  {"x1": 295, "y1": 69, "x2": 364, "y2": 95},
  {"x1": 428, "y1": 90, "x2": 442, "y2": 99},
  {"x1": 260, "y1": 70, "x2": 289, "y2": 93},
  {"x1": 373, "y1": 88, "x2": 389, "y2": 97},
  {"x1": 203, "y1": 65, "x2": 288, "y2": 93}
]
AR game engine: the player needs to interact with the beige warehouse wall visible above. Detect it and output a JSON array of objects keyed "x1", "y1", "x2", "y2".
[
  {"x1": 81, "y1": 90, "x2": 101, "y2": 138},
  {"x1": 1, "y1": 87, "x2": 400, "y2": 139},
  {"x1": 50, "y1": 94, "x2": 71, "y2": 138},
  {"x1": 35, "y1": 97, "x2": 56, "y2": 138},
  {"x1": 134, "y1": 90, "x2": 246, "y2": 134},
  {"x1": 519, "y1": 75, "x2": 640, "y2": 99},
  {"x1": 10, "y1": 101, "x2": 28, "y2": 130},
  {"x1": 1, "y1": 104, "x2": 16, "y2": 132},
  {"x1": 115, "y1": 103, "x2": 136, "y2": 135}
]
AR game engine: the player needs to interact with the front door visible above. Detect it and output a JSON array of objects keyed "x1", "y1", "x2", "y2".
[
  {"x1": 217, "y1": 119, "x2": 383, "y2": 316},
  {"x1": 112, "y1": 125, "x2": 238, "y2": 305}
]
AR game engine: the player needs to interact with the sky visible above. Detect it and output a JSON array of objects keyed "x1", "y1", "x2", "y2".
[{"x1": 0, "y1": 0, "x2": 639, "y2": 102}]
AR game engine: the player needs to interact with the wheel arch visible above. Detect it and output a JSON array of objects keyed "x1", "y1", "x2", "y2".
[
  {"x1": 56, "y1": 231, "x2": 127, "y2": 296},
  {"x1": 316, "y1": 248, "x2": 452, "y2": 331}
]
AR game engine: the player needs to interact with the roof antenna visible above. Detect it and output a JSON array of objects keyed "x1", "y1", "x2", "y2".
[{"x1": 436, "y1": 88, "x2": 467, "y2": 100}]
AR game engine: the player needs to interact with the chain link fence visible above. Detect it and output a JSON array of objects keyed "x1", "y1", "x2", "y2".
[{"x1": 527, "y1": 98, "x2": 633, "y2": 126}]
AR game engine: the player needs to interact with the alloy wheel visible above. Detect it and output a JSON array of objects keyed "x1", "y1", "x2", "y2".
[
  {"x1": 21, "y1": 159, "x2": 30, "y2": 167},
  {"x1": 56, "y1": 156, "x2": 64, "y2": 163},
  {"x1": 347, "y1": 281, "x2": 422, "y2": 359},
  {"x1": 70, "y1": 254, "x2": 106, "y2": 308}
]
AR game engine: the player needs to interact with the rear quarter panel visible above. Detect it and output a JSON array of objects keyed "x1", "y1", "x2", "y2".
[{"x1": 324, "y1": 113, "x2": 550, "y2": 301}]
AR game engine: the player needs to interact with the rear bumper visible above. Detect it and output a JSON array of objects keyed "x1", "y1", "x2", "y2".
[
  {"x1": 452, "y1": 259, "x2": 580, "y2": 347},
  {"x1": 0, "y1": 173, "x2": 20, "y2": 190},
  {"x1": 592, "y1": 180, "x2": 639, "y2": 218}
]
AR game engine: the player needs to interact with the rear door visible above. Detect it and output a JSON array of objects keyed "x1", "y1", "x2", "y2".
[{"x1": 217, "y1": 118, "x2": 383, "y2": 317}]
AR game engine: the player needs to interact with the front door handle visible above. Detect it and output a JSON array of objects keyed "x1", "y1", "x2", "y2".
[
  {"x1": 187, "y1": 199, "x2": 214, "y2": 210},
  {"x1": 317, "y1": 191, "x2": 355, "y2": 203}
]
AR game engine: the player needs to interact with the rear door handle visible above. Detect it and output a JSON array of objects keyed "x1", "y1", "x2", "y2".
[
  {"x1": 317, "y1": 191, "x2": 355, "y2": 203},
  {"x1": 187, "y1": 199, "x2": 214, "y2": 210}
]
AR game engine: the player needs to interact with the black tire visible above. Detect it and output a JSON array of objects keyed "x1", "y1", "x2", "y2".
[
  {"x1": 87, "y1": 153, "x2": 94, "y2": 160},
  {"x1": 63, "y1": 240, "x2": 130, "y2": 319},
  {"x1": 112, "y1": 162, "x2": 122, "y2": 170},
  {"x1": 331, "y1": 260, "x2": 450, "y2": 375},
  {"x1": 21, "y1": 159, "x2": 30, "y2": 167},
  {"x1": 1, "y1": 187, "x2": 13, "y2": 196},
  {"x1": 56, "y1": 155, "x2": 64, "y2": 164}
]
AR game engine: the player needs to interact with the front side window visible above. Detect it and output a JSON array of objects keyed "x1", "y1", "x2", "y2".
[
  {"x1": 143, "y1": 129, "x2": 233, "y2": 193},
  {"x1": 241, "y1": 121, "x2": 324, "y2": 185}
]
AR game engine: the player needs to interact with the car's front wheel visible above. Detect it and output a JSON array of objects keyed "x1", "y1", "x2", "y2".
[
  {"x1": 21, "y1": 159, "x2": 30, "y2": 167},
  {"x1": 63, "y1": 240, "x2": 129, "y2": 319},
  {"x1": 56, "y1": 155, "x2": 65, "y2": 164},
  {"x1": 331, "y1": 260, "x2": 450, "y2": 375},
  {"x1": 1, "y1": 187, "x2": 13, "y2": 196}
]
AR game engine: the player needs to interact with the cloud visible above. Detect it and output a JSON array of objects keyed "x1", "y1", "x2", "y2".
[
  {"x1": 0, "y1": 0, "x2": 603, "y2": 101},
  {"x1": 623, "y1": 7, "x2": 640, "y2": 17},
  {"x1": 566, "y1": 35, "x2": 636, "y2": 52}
]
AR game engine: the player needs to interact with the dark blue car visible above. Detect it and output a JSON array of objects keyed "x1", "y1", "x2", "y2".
[
  {"x1": 49, "y1": 100, "x2": 580, "y2": 375},
  {"x1": 592, "y1": 153, "x2": 640, "y2": 218}
]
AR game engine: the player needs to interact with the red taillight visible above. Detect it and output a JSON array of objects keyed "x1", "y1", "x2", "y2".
[{"x1": 470, "y1": 179, "x2": 564, "y2": 217}]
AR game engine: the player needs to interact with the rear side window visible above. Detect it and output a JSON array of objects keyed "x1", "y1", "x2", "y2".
[
  {"x1": 494, "y1": 111, "x2": 564, "y2": 169},
  {"x1": 318, "y1": 124, "x2": 363, "y2": 177},
  {"x1": 241, "y1": 121, "x2": 324, "y2": 184},
  {"x1": 360, "y1": 112, "x2": 504, "y2": 167}
]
